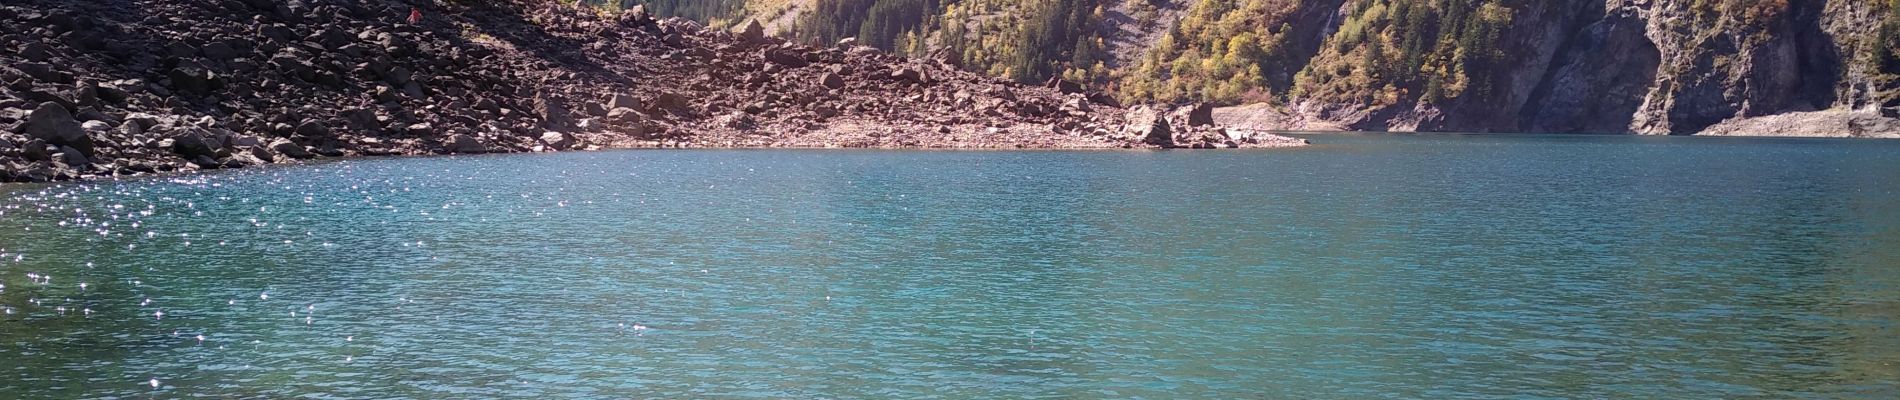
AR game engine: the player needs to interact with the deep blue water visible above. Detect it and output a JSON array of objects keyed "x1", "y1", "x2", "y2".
[{"x1": 1, "y1": 134, "x2": 1898, "y2": 398}]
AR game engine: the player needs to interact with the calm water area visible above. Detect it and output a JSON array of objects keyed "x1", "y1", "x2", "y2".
[{"x1": 1, "y1": 134, "x2": 1897, "y2": 398}]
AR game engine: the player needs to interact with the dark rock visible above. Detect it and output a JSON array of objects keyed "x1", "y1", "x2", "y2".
[
  {"x1": 763, "y1": 48, "x2": 808, "y2": 67},
  {"x1": 821, "y1": 72, "x2": 845, "y2": 90},
  {"x1": 1045, "y1": 77, "x2": 1083, "y2": 94},
  {"x1": 23, "y1": 102, "x2": 94, "y2": 155},
  {"x1": 14, "y1": 63, "x2": 71, "y2": 83},
  {"x1": 739, "y1": 20, "x2": 767, "y2": 44},
  {"x1": 167, "y1": 65, "x2": 215, "y2": 95},
  {"x1": 344, "y1": 108, "x2": 381, "y2": 132},
  {"x1": 535, "y1": 96, "x2": 572, "y2": 129},
  {"x1": 55, "y1": 145, "x2": 90, "y2": 166},
  {"x1": 295, "y1": 120, "x2": 332, "y2": 137},
  {"x1": 385, "y1": 66, "x2": 413, "y2": 85},
  {"x1": 72, "y1": 84, "x2": 99, "y2": 107},
  {"x1": 1170, "y1": 103, "x2": 1215, "y2": 128},
  {"x1": 445, "y1": 134, "x2": 487, "y2": 154},
  {"x1": 202, "y1": 41, "x2": 238, "y2": 62},
  {"x1": 21, "y1": 139, "x2": 50, "y2": 161},
  {"x1": 890, "y1": 66, "x2": 925, "y2": 84},
  {"x1": 18, "y1": 42, "x2": 51, "y2": 62},
  {"x1": 169, "y1": 129, "x2": 220, "y2": 158},
  {"x1": 270, "y1": 139, "x2": 314, "y2": 159}
]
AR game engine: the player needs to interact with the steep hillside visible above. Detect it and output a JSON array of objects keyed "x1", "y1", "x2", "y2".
[
  {"x1": 683, "y1": 0, "x2": 1900, "y2": 135},
  {"x1": 2, "y1": 0, "x2": 1302, "y2": 182}
]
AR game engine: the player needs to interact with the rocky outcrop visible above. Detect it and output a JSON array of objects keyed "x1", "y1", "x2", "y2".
[
  {"x1": 0, "y1": 0, "x2": 1303, "y2": 182},
  {"x1": 1218, "y1": 1, "x2": 1900, "y2": 137},
  {"x1": 1696, "y1": 111, "x2": 1900, "y2": 138}
]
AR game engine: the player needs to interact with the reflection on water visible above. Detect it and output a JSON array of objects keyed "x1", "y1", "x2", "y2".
[{"x1": 2, "y1": 135, "x2": 1899, "y2": 398}]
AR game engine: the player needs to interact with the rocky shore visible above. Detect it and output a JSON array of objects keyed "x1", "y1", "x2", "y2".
[
  {"x1": 0, "y1": 0, "x2": 1305, "y2": 182},
  {"x1": 1695, "y1": 111, "x2": 1900, "y2": 139}
]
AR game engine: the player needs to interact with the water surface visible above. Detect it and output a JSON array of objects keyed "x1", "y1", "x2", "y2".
[{"x1": 2, "y1": 134, "x2": 1898, "y2": 398}]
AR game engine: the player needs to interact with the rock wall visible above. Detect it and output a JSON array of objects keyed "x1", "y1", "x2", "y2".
[{"x1": 1210, "y1": 0, "x2": 1900, "y2": 136}]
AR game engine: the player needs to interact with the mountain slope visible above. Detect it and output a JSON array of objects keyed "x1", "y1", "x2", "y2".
[
  {"x1": 3, "y1": 0, "x2": 1303, "y2": 182},
  {"x1": 680, "y1": 0, "x2": 1900, "y2": 135}
]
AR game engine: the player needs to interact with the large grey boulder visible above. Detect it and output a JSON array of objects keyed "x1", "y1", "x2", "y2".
[
  {"x1": 1125, "y1": 106, "x2": 1172, "y2": 147},
  {"x1": 22, "y1": 102, "x2": 94, "y2": 155}
]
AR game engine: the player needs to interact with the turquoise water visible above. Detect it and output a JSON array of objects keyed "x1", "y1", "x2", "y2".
[{"x1": 1, "y1": 134, "x2": 1898, "y2": 398}]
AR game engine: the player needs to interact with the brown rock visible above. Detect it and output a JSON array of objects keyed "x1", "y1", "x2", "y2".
[
  {"x1": 739, "y1": 20, "x2": 767, "y2": 44},
  {"x1": 607, "y1": 93, "x2": 641, "y2": 110}
]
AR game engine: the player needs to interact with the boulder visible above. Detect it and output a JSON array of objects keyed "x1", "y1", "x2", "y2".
[
  {"x1": 21, "y1": 139, "x2": 50, "y2": 161},
  {"x1": 650, "y1": 92, "x2": 691, "y2": 114},
  {"x1": 539, "y1": 131, "x2": 573, "y2": 150},
  {"x1": 55, "y1": 145, "x2": 90, "y2": 166},
  {"x1": 445, "y1": 134, "x2": 487, "y2": 154},
  {"x1": 1125, "y1": 106, "x2": 1172, "y2": 146},
  {"x1": 607, "y1": 93, "x2": 641, "y2": 110},
  {"x1": 535, "y1": 96, "x2": 572, "y2": 129},
  {"x1": 739, "y1": 20, "x2": 767, "y2": 44},
  {"x1": 167, "y1": 65, "x2": 215, "y2": 95},
  {"x1": 168, "y1": 128, "x2": 220, "y2": 158},
  {"x1": 23, "y1": 102, "x2": 94, "y2": 155},
  {"x1": 343, "y1": 108, "x2": 381, "y2": 132},
  {"x1": 14, "y1": 63, "x2": 71, "y2": 83},
  {"x1": 80, "y1": 120, "x2": 113, "y2": 135},
  {"x1": 890, "y1": 66, "x2": 925, "y2": 83},
  {"x1": 270, "y1": 139, "x2": 314, "y2": 159},
  {"x1": 295, "y1": 120, "x2": 331, "y2": 137},
  {"x1": 18, "y1": 42, "x2": 51, "y2": 62},
  {"x1": 1169, "y1": 103, "x2": 1215, "y2": 127},
  {"x1": 1045, "y1": 77, "x2": 1083, "y2": 94},
  {"x1": 763, "y1": 48, "x2": 809, "y2": 67},
  {"x1": 821, "y1": 72, "x2": 846, "y2": 90}
]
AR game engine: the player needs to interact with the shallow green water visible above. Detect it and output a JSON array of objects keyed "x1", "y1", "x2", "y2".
[{"x1": 2, "y1": 134, "x2": 1898, "y2": 398}]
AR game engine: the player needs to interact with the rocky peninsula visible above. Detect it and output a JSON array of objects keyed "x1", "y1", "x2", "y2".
[{"x1": 0, "y1": 0, "x2": 1305, "y2": 182}]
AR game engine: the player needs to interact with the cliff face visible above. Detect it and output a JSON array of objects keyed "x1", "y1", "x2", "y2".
[
  {"x1": 1286, "y1": 0, "x2": 1898, "y2": 135},
  {"x1": 693, "y1": 0, "x2": 1900, "y2": 135}
]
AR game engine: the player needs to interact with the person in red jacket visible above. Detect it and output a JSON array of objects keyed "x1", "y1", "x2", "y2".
[{"x1": 408, "y1": 7, "x2": 422, "y2": 24}]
